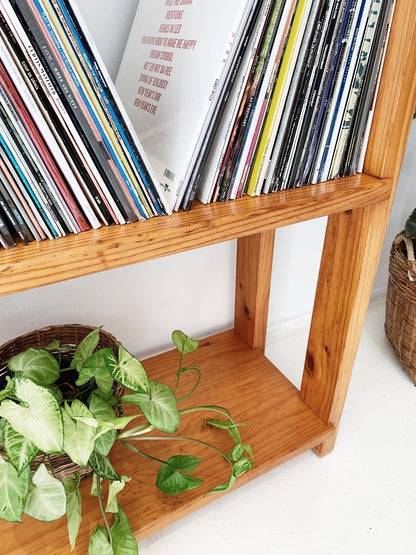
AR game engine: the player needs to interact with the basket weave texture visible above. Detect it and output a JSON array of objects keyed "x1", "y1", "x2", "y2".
[
  {"x1": 385, "y1": 232, "x2": 416, "y2": 384},
  {"x1": 0, "y1": 324, "x2": 120, "y2": 480}
]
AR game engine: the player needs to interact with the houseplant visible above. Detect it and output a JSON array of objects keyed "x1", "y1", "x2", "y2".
[
  {"x1": 0, "y1": 325, "x2": 253, "y2": 553},
  {"x1": 385, "y1": 207, "x2": 416, "y2": 383}
]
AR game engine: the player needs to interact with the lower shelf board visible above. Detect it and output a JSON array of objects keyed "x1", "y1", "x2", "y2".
[{"x1": 0, "y1": 330, "x2": 335, "y2": 553}]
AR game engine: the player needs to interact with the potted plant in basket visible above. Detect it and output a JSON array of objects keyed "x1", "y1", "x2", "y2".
[
  {"x1": 385, "y1": 207, "x2": 416, "y2": 383},
  {"x1": 0, "y1": 325, "x2": 253, "y2": 553}
]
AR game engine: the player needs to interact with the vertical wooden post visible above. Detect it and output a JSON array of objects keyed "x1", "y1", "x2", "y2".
[
  {"x1": 234, "y1": 230, "x2": 275, "y2": 351},
  {"x1": 301, "y1": 199, "x2": 391, "y2": 456}
]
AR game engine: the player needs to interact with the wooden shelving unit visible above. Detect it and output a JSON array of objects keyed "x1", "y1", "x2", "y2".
[{"x1": 0, "y1": 1, "x2": 416, "y2": 552}]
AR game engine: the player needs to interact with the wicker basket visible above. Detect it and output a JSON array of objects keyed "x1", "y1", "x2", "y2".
[
  {"x1": 0, "y1": 324, "x2": 121, "y2": 480},
  {"x1": 385, "y1": 232, "x2": 416, "y2": 384}
]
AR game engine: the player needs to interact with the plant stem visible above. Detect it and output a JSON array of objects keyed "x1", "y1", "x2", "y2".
[
  {"x1": 116, "y1": 422, "x2": 154, "y2": 440},
  {"x1": 96, "y1": 474, "x2": 112, "y2": 545},
  {"x1": 173, "y1": 351, "x2": 184, "y2": 393},
  {"x1": 180, "y1": 405, "x2": 231, "y2": 419},
  {"x1": 175, "y1": 366, "x2": 201, "y2": 402},
  {"x1": 121, "y1": 440, "x2": 173, "y2": 466},
  {"x1": 122, "y1": 435, "x2": 233, "y2": 471}
]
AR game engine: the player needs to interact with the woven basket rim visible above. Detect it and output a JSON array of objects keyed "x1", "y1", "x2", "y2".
[
  {"x1": 0, "y1": 323, "x2": 119, "y2": 350},
  {"x1": 0, "y1": 324, "x2": 122, "y2": 480},
  {"x1": 0, "y1": 323, "x2": 119, "y2": 373}
]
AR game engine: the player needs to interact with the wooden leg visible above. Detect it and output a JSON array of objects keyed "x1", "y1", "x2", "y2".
[
  {"x1": 234, "y1": 230, "x2": 275, "y2": 351},
  {"x1": 300, "y1": 200, "x2": 391, "y2": 456}
]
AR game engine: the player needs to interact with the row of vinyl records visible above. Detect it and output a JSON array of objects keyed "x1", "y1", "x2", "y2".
[{"x1": 0, "y1": 0, "x2": 394, "y2": 250}]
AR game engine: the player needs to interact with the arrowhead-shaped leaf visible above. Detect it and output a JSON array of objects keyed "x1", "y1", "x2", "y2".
[
  {"x1": 7, "y1": 348, "x2": 60, "y2": 386},
  {"x1": 64, "y1": 474, "x2": 82, "y2": 550},
  {"x1": 89, "y1": 451, "x2": 120, "y2": 481},
  {"x1": 71, "y1": 327, "x2": 101, "y2": 370},
  {"x1": 232, "y1": 456, "x2": 254, "y2": 477},
  {"x1": 89, "y1": 394, "x2": 117, "y2": 456},
  {"x1": 2, "y1": 421, "x2": 38, "y2": 474},
  {"x1": 122, "y1": 380, "x2": 180, "y2": 433},
  {"x1": 62, "y1": 400, "x2": 97, "y2": 467},
  {"x1": 0, "y1": 378, "x2": 64, "y2": 453},
  {"x1": 156, "y1": 455, "x2": 203, "y2": 495},
  {"x1": 88, "y1": 525, "x2": 113, "y2": 555},
  {"x1": 106, "y1": 477, "x2": 130, "y2": 513},
  {"x1": 76, "y1": 348, "x2": 115, "y2": 395},
  {"x1": 0, "y1": 457, "x2": 30, "y2": 522},
  {"x1": 106, "y1": 344, "x2": 149, "y2": 394},
  {"x1": 23, "y1": 464, "x2": 66, "y2": 522},
  {"x1": 172, "y1": 330, "x2": 199, "y2": 355},
  {"x1": 110, "y1": 504, "x2": 138, "y2": 554}
]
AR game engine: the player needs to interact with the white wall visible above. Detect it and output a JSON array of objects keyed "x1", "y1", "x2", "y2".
[
  {"x1": 0, "y1": 0, "x2": 414, "y2": 357},
  {"x1": 373, "y1": 122, "x2": 416, "y2": 295}
]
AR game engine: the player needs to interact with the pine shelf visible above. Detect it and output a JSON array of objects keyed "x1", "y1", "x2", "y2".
[
  {"x1": 0, "y1": 173, "x2": 390, "y2": 296},
  {"x1": 0, "y1": 0, "x2": 416, "y2": 552},
  {"x1": 0, "y1": 330, "x2": 335, "y2": 553}
]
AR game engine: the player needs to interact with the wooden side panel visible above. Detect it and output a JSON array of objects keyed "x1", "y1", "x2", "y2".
[
  {"x1": 234, "y1": 231, "x2": 275, "y2": 351},
  {"x1": 300, "y1": 200, "x2": 391, "y2": 455}
]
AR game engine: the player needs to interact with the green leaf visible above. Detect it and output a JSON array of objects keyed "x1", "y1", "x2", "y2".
[
  {"x1": 156, "y1": 455, "x2": 203, "y2": 495},
  {"x1": 24, "y1": 464, "x2": 66, "y2": 522},
  {"x1": 168, "y1": 455, "x2": 203, "y2": 473},
  {"x1": 0, "y1": 376, "x2": 15, "y2": 402},
  {"x1": 208, "y1": 474, "x2": 236, "y2": 494},
  {"x1": 0, "y1": 378, "x2": 64, "y2": 453},
  {"x1": 243, "y1": 444, "x2": 254, "y2": 458},
  {"x1": 122, "y1": 380, "x2": 180, "y2": 433},
  {"x1": 71, "y1": 327, "x2": 101, "y2": 370},
  {"x1": 90, "y1": 473, "x2": 102, "y2": 498},
  {"x1": 89, "y1": 394, "x2": 117, "y2": 456},
  {"x1": 110, "y1": 504, "x2": 138, "y2": 554},
  {"x1": 64, "y1": 474, "x2": 82, "y2": 550},
  {"x1": 76, "y1": 348, "x2": 115, "y2": 395},
  {"x1": 3, "y1": 421, "x2": 38, "y2": 474},
  {"x1": 172, "y1": 330, "x2": 199, "y2": 355},
  {"x1": 91, "y1": 388, "x2": 120, "y2": 407},
  {"x1": 7, "y1": 348, "x2": 60, "y2": 386},
  {"x1": 0, "y1": 457, "x2": 30, "y2": 522},
  {"x1": 206, "y1": 418, "x2": 234, "y2": 430},
  {"x1": 88, "y1": 525, "x2": 113, "y2": 555},
  {"x1": 106, "y1": 344, "x2": 149, "y2": 394},
  {"x1": 44, "y1": 339, "x2": 61, "y2": 350},
  {"x1": 95, "y1": 415, "x2": 137, "y2": 431},
  {"x1": 207, "y1": 417, "x2": 242, "y2": 443},
  {"x1": 227, "y1": 443, "x2": 245, "y2": 463},
  {"x1": 232, "y1": 456, "x2": 254, "y2": 478},
  {"x1": 227, "y1": 443, "x2": 254, "y2": 463},
  {"x1": 62, "y1": 400, "x2": 97, "y2": 467},
  {"x1": 89, "y1": 451, "x2": 120, "y2": 481},
  {"x1": 405, "y1": 208, "x2": 416, "y2": 238},
  {"x1": 106, "y1": 477, "x2": 130, "y2": 513}
]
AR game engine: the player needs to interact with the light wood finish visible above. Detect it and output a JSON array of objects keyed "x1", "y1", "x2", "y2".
[
  {"x1": 300, "y1": 0, "x2": 416, "y2": 456},
  {"x1": 0, "y1": 330, "x2": 335, "y2": 553},
  {"x1": 234, "y1": 230, "x2": 275, "y2": 351},
  {"x1": 0, "y1": 1, "x2": 416, "y2": 551},
  {"x1": 301, "y1": 200, "x2": 391, "y2": 455},
  {"x1": 0, "y1": 175, "x2": 390, "y2": 296}
]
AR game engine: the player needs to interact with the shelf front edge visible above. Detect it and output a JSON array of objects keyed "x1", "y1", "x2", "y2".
[{"x1": 0, "y1": 175, "x2": 391, "y2": 296}]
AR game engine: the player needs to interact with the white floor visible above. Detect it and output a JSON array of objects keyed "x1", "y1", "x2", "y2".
[{"x1": 140, "y1": 296, "x2": 416, "y2": 555}]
